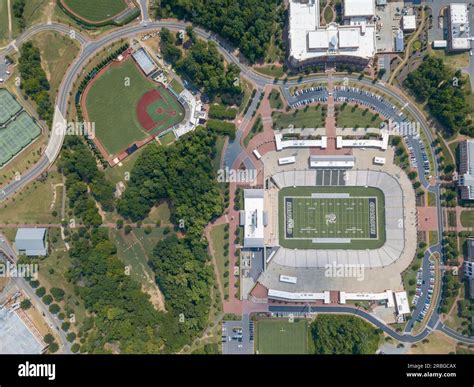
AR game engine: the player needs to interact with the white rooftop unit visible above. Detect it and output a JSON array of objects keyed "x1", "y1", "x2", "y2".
[
  {"x1": 432, "y1": 40, "x2": 448, "y2": 49},
  {"x1": 343, "y1": 0, "x2": 375, "y2": 18},
  {"x1": 279, "y1": 275, "x2": 297, "y2": 284},
  {"x1": 278, "y1": 156, "x2": 296, "y2": 165},
  {"x1": 339, "y1": 29, "x2": 360, "y2": 48},
  {"x1": 402, "y1": 15, "x2": 417, "y2": 31}
]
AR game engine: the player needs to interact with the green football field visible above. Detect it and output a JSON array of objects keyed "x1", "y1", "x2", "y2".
[
  {"x1": 256, "y1": 320, "x2": 308, "y2": 354},
  {"x1": 84, "y1": 58, "x2": 183, "y2": 156},
  {"x1": 279, "y1": 186, "x2": 385, "y2": 249},
  {"x1": 61, "y1": 0, "x2": 128, "y2": 22}
]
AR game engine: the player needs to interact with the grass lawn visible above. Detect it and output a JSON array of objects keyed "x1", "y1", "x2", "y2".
[
  {"x1": 253, "y1": 65, "x2": 285, "y2": 79},
  {"x1": 409, "y1": 331, "x2": 456, "y2": 354},
  {"x1": 210, "y1": 224, "x2": 229, "y2": 299},
  {"x1": 143, "y1": 201, "x2": 171, "y2": 225},
  {"x1": 269, "y1": 89, "x2": 283, "y2": 109},
  {"x1": 427, "y1": 191, "x2": 437, "y2": 207},
  {"x1": 104, "y1": 144, "x2": 151, "y2": 186},
  {"x1": 336, "y1": 105, "x2": 383, "y2": 128},
  {"x1": 279, "y1": 186, "x2": 386, "y2": 250},
  {"x1": 429, "y1": 230, "x2": 438, "y2": 245},
  {"x1": 429, "y1": 47, "x2": 470, "y2": 71},
  {"x1": 256, "y1": 319, "x2": 308, "y2": 354},
  {"x1": 85, "y1": 58, "x2": 183, "y2": 156},
  {"x1": 61, "y1": 0, "x2": 128, "y2": 22},
  {"x1": 323, "y1": 5, "x2": 334, "y2": 23},
  {"x1": 37, "y1": 233, "x2": 88, "y2": 331},
  {"x1": 243, "y1": 116, "x2": 263, "y2": 148},
  {"x1": 32, "y1": 31, "x2": 80, "y2": 100},
  {"x1": 460, "y1": 211, "x2": 474, "y2": 228},
  {"x1": 169, "y1": 78, "x2": 184, "y2": 94},
  {"x1": 0, "y1": 0, "x2": 9, "y2": 45},
  {"x1": 272, "y1": 106, "x2": 326, "y2": 129},
  {"x1": 0, "y1": 171, "x2": 63, "y2": 224},
  {"x1": 213, "y1": 136, "x2": 226, "y2": 171},
  {"x1": 159, "y1": 131, "x2": 176, "y2": 146}
]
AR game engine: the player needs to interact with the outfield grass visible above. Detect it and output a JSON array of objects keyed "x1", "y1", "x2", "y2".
[
  {"x1": 256, "y1": 319, "x2": 308, "y2": 354},
  {"x1": 61, "y1": 0, "x2": 128, "y2": 22},
  {"x1": 279, "y1": 186, "x2": 386, "y2": 249},
  {"x1": 272, "y1": 106, "x2": 326, "y2": 129},
  {"x1": 85, "y1": 58, "x2": 182, "y2": 155},
  {"x1": 460, "y1": 211, "x2": 474, "y2": 228},
  {"x1": 336, "y1": 105, "x2": 383, "y2": 128}
]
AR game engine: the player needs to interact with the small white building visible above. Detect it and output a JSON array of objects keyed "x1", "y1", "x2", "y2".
[
  {"x1": 402, "y1": 15, "x2": 417, "y2": 32},
  {"x1": 448, "y1": 3, "x2": 470, "y2": 51},
  {"x1": 15, "y1": 228, "x2": 48, "y2": 257}
]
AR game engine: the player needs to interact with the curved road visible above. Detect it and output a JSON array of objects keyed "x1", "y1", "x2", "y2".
[{"x1": 0, "y1": 19, "x2": 471, "y2": 345}]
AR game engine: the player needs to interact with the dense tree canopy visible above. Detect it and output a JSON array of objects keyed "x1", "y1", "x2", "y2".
[
  {"x1": 117, "y1": 128, "x2": 223, "y2": 237},
  {"x1": 18, "y1": 42, "x2": 54, "y2": 125},
  {"x1": 157, "y1": 0, "x2": 284, "y2": 63},
  {"x1": 310, "y1": 315, "x2": 381, "y2": 354},
  {"x1": 150, "y1": 235, "x2": 213, "y2": 346},
  {"x1": 404, "y1": 56, "x2": 472, "y2": 137},
  {"x1": 175, "y1": 40, "x2": 241, "y2": 100},
  {"x1": 59, "y1": 136, "x2": 115, "y2": 226}
]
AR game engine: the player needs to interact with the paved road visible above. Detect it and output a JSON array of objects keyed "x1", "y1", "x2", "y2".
[{"x1": 0, "y1": 19, "x2": 471, "y2": 345}]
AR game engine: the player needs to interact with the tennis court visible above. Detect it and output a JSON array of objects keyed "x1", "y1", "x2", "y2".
[
  {"x1": 0, "y1": 89, "x2": 22, "y2": 125},
  {"x1": 0, "y1": 112, "x2": 41, "y2": 167},
  {"x1": 256, "y1": 320, "x2": 308, "y2": 354},
  {"x1": 279, "y1": 186, "x2": 385, "y2": 249}
]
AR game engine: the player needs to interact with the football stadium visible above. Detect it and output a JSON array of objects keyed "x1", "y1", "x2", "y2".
[{"x1": 279, "y1": 186, "x2": 385, "y2": 249}]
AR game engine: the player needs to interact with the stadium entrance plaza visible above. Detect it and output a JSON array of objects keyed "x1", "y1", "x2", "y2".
[{"x1": 258, "y1": 146, "x2": 418, "y2": 293}]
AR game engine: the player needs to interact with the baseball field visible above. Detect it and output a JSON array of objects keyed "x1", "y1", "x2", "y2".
[
  {"x1": 61, "y1": 0, "x2": 129, "y2": 23},
  {"x1": 279, "y1": 186, "x2": 386, "y2": 250},
  {"x1": 84, "y1": 58, "x2": 184, "y2": 156}
]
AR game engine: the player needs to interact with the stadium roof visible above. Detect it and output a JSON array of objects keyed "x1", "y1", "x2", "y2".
[
  {"x1": 309, "y1": 155, "x2": 355, "y2": 168},
  {"x1": 343, "y1": 0, "x2": 375, "y2": 18},
  {"x1": 15, "y1": 228, "x2": 47, "y2": 256},
  {"x1": 242, "y1": 189, "x2": 266, "y2": 248},
  {"x1": 132, "y1": 48, "x2": 158, "y2": 76}
]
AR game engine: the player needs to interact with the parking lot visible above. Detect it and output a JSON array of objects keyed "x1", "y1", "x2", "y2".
[{"x1": 221, "y1": 314, "x2": 254, "y2": 354}]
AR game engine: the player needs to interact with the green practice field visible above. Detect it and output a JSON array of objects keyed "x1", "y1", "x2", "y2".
[
  {"x1": 279, "y1": 186, "x2": 385, "y2": 249},
  {"x1": 256, "y1": 320, "x2": 308, "y2": 354},
  {"x1": 61, "y1": 0, "x2": 128, "y2": 22},
  {"x1": 84, "y1": 58, "x2": 184, "y2": 156}
]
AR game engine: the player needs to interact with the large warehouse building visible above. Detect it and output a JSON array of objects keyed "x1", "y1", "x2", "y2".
[{"x1": 288, "y1": 0, "x2": 377, "y2": 69}]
